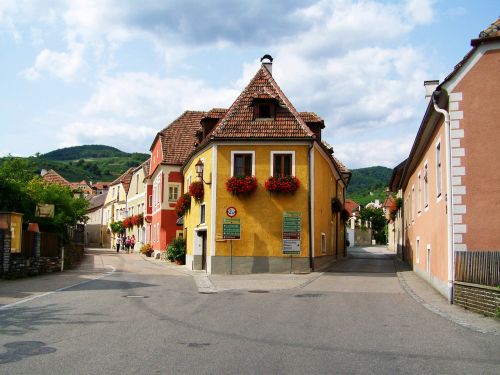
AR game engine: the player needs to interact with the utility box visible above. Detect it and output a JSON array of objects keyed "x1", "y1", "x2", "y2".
[{"x1": 0, "y1": 212, "x2": 24, "y2": 253}]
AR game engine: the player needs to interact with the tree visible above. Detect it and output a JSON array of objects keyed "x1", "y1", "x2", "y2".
[
  {"x1": 359, "y1": 206, "x2": 387, "y2": 245},
  {"x1": 0, "y1": 157, "x2": 89, "y2": 237}
]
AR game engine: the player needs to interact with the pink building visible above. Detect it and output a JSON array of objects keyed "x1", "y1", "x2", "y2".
[{"x1": 390, "y1": 18, "x2": 500, "y2": 300}]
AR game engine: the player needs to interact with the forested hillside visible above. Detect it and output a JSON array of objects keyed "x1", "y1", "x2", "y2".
[
  {"x1": 346, "y1": 166, "x2": 393, "y2": 206},
  {"x1": 1, "y1": 145, "x2": 149, "y2": 182}
]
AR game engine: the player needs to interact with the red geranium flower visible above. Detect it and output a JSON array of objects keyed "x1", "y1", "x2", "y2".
[
  {"x1": 189, "y1": 181, "x2": 204, "y2": 202},
  {"x1": 226, "y1": 176, "x2": 258, "y2": 196},
  {"x1": 264, "y1": 176, "x2": 300, "y2": 194}
]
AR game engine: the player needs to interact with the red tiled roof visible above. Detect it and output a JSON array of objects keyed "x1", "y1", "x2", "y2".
[
  {"x1": 110, "y1": 168, "x2": 134, "y2": 193},
  {"x1": 157, "y1": 111, "x2": 206, "y2": 165},
  {"x1": 210, "y1": 66, "x2": 314, "y2": 139},
  {"x1": 299, "y1": 112, "x2": 323, "y2": 123},
  {"x1": 345, "y1": 199, "x2": 360, "y2": 216},
  {"x1": 42, "y1": 169, "x2": 71, "y2": 187},
  {"x1": 141, "y1": 157, "x2": 151, "y2": 178},
  {"x1": 92, "y1": 182, "x2": 110, "y2": 190},
  {"x1": 206, "y1": 108, "x2": 228, "y2": 119}
]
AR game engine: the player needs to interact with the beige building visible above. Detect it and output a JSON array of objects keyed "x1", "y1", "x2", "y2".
[{"x1": 125, "y1": 160, "x2": 150, "y2": 249}]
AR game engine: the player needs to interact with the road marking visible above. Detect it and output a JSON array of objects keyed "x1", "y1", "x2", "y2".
[{"x1": 0, "y1": 266, "x2": 116, "y2": 311}]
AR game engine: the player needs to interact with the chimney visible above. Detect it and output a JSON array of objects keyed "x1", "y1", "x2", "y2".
[
  {"x1": 424, "y1": 80, "x2": 439, "y2": 102},
  {"x1": 260, "y1": 54, "x2": 273, "y2": 75},
  {"x1": 40, "y1": 169, "x2": 47, "y2": 176}
]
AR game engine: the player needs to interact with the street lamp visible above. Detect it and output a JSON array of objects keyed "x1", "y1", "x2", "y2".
[{"x1": 195, "y1": 159, "x2": 211, "y2": 185}]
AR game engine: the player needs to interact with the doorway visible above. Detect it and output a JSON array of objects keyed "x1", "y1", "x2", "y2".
[{"x1": 201, "y1": 231, "x2": 207, "y2": 270}]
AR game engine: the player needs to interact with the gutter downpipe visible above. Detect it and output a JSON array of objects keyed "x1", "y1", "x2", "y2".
[
  {"x1": 432, "y1": 91, "x2": 454, "y2": 303},
  {"x1": 308, "y1": 141, "x2": 314, "y2": 271}
]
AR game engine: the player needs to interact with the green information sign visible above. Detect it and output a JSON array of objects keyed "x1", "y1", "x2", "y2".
[
  {"x1": 282, "y1": 212, "x2": 301, "y2": 255},
  {"x1": 223, "y1": 218, "x2": 241, "y2": 240}
]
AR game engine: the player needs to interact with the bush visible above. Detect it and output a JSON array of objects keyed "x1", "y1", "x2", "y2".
[
  {"x1": 166, "y1": 237, "x2": 186, "y2": 263},
  {"x1": 140, "y1": 243, "x2": 153, "y2": 257}
]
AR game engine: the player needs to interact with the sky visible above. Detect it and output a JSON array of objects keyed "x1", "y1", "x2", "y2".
[{"x1": 0, "y1": 0, "x2": 498, "y2": 169}]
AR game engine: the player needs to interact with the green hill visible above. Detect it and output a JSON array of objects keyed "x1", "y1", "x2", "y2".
[
  {"x1": 41, "y1": 145, "x2": 127, "y2": 160},
  {"x1": 347, "y1": 166, "x2": 393, "y2": 206},
  {"x1": 1, "y1": 145, "x2": 149, "y2": 183}
]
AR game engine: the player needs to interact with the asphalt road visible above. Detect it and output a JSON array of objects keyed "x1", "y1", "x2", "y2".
[{"x1": 0, "y1": 248, "x2": 499, "y2": 374}]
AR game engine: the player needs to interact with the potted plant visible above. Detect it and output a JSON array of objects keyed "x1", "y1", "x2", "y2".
[
  {"x1": 135, "y1": 213, "x2": 144, "y2": 226},
  {"x1": 166, "y1": 237, "x2": 186, "y2": 265},
  {"x1": 226, "y1": 176, "x2": 258, "y2": 196},
  {"x1": 140, "y1": 243, "x2": 153, "y2": 257},
  {"x1": 123, "y1": 217, "x2": 132, "y2": 229},
  {"x1": 264, "y1": 176, "x2": 300, "y2": 194},
  {"x1": 175, "y1": 193, "x2": 191, "y2": 217},
  {"x1": 189, "y1": 181, "x2": 204, "y2": 202}
]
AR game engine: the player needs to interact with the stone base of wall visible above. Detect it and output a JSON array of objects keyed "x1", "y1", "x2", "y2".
[
  {"x1": 454, "y1": 281, "x2": 500, "y2": 318},
  {"x1": 211, "y1": 256, "x2": 310, "y2": 274},
  {"x1": 5, "y1": 256, "x2": 61, "y2": 278}
]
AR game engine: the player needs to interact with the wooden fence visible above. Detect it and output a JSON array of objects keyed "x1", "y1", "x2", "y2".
[
  {"x1": 455, "y1": 251, "x2": 500, "y2": 287},
  {"x1": 41, "y1": 232, "x2": 60, "y2": 257},
  {"x1": 21, "y1": 231, "x2": 37, "y2": 257}
]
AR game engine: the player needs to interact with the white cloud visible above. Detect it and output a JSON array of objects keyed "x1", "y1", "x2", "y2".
[
  {"x1": 83, "y1": 72, "x2": 239, "y2": 122},
  {"x1": 57, "y1": 120, "x2": 157, "y2": 154},
  {"x1": 404, "y1": 0, "x2": 434, "y2": 24},
  {"x1": 334, "y1": 136, "x2": 414, "y2": 169},
  {"x1": 21, "y1": 42, "x2": 86, "y2": 82}
]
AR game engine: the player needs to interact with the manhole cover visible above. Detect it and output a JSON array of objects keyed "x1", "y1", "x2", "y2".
[
  {"x1": 248, "y1": 290, "x2": 269, "y2": 293},
  {"x1": 294, "y1": 293, "x2": 322, "y2": 298},
  {"x1": 123, "y1": 295, "x2": 148, "y2": 298}
]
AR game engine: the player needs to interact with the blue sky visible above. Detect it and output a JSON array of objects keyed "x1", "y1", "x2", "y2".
[{"x1": 0, "y1": 0, "x2": 498, "y2": 168}]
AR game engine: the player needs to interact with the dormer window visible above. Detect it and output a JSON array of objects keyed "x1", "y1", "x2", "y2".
[
  {"x1": 253, "y1": 100, "x2": 276, "y2": 120},
  {"x1": 258, "y1": 103, "x2": 271, "y2": 118}
]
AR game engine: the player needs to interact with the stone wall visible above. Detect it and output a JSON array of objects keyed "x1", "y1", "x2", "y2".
[
  {"x1": 8, "y1": 255, "x2": 61, "y2": 278},
  {"x1": 453, "y1": 281, "x2": 500, "y2": 318}
]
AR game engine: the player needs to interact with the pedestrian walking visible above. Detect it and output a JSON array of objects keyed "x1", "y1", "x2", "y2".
[
  {"x1": 116, "y1": 236, "x2": 121, "y2": 253},
  {"x1": 125, "y1": 236, "x2": 131, "y2": 253},
  {"x1": 130, "y1": 235, "x2": 136, "y2": 252}
]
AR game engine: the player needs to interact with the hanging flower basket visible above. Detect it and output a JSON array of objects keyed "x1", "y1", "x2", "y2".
[
  {"x1": 175, "y1": 193, "x2": 191, "y2": 217},
  {"x1": 134, "y1": 214, "x2": 144, "y2": 226},
  {"x1": 123, "y1": 217, "x2": 133, "y2": 228},
  {"x1": 264, "y1": 176, "x2": 300, "y2": 194},
  {"x1": 189, "y1": 181, "x2": 204, "y2": 202},
  {"x1": 226, "y1": 176, "x2": 258, "y2": 196}
]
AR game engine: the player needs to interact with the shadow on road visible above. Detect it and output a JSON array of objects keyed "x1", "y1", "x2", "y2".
[{"x1": 0, "y1": 304, "x2": 113, "y2": 336}]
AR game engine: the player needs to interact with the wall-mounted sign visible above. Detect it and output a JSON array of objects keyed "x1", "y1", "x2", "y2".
[
  {"x1": 226, "y1": 206, "x2": 237, "y2": 218},
  {"x1": 282, "y1": 211, "x2": 301, "y2": 255},
  {"x1": 36, "y1": 203, "x2": 55, "y2": 218},
  {"x1": 223, "y1": 218, "x2": 240, "y2": 240}
]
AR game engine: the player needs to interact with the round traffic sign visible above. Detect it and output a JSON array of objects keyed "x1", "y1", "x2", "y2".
[{"x1": 226, "y1": 206, "x2": 237, "y2": 217}]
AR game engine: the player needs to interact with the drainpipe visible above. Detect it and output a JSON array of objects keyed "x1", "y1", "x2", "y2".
[
  {"x1": 432, "y1": 91, "x2": 454, "y2": 303},
  {"x1": 308, "y1": 142, "x2": 314, "y2": 271}
]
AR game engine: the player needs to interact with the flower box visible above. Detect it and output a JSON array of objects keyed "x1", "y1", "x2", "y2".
[
  {"x1": 264, "y1": 176, "x2": 300, "y2": 194},
  {"x1": 226, "y1": 176, "x2": 258, "y2": 196},
  {"x1": 175, "y1": 193, "x2": 191, "y2": 217},
  {"x1": 189, "y1": 181, "x2": 204, "y2": 202},
  {"x1": 123, "y1": 217, "x2": 133, "y2": 228}
]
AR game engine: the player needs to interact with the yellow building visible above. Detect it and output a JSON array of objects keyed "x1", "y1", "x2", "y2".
[{"x1": 181, "y1": 56, "x2": 350, "y2": 273}]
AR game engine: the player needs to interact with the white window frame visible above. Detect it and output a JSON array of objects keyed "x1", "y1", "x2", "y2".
[
  {"x1": 168, "y1": 183, "x2": 181, "y2": 202},
  {"x1": 436, "y1": 140, "x2": 442, "y2": 201},
  {"x1": 186, "y1": 175, "x2": 192, "y2": 193},
  {"x1": 230, "y1": 151, "x2": 255, "y2": 177},
  {"x1": 411, "y1": 185, "x2": 415, "y2": 222},
  {"x1": 424, "y1": 161, "x2": 429, "y2": 209},
  {"x1": 200, "y1": 203, "x2": 206, "y2": 224},
  {"x1": 270, "y1": 151, "x2": 296, "y2": 177},
  {"x1": 426, "y1": 244, "x2": 431, "y2": 273},
  {"x1": 321, "y1": 232, "x2": 326, "y2": 254},
  {"x1": 417, "y1": 172, "x2": 422, "y2": 214},
  {"x1": 416, "y1": 236, "x2": 420, "y2": 264}
]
